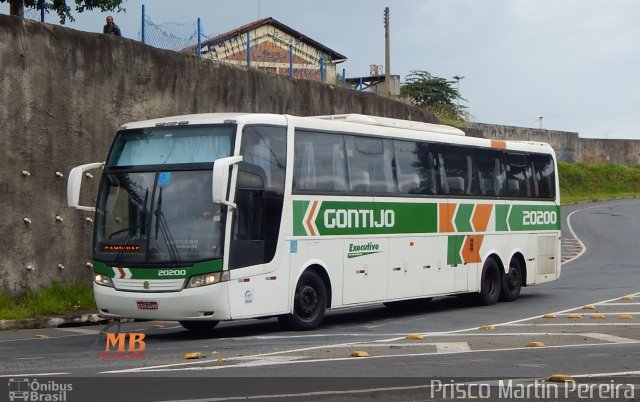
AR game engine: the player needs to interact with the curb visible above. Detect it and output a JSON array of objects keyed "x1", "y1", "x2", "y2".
[{"x1": 0, "y1": 312, "x2": 112, "y2": 331}]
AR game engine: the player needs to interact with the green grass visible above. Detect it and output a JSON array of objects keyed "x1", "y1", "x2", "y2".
[
  {"x1": 0, "y1": 282, "x2": 95, "y2": 320},
  {"x1": 559, "y1": 162, "x2": 640, "y2": 204}
]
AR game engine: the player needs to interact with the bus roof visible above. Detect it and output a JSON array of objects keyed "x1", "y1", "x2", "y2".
[
  {"x1": 117, "y1": 113, "x2": 289, "y2": 130},
  {"x1": 312, "y1": 114, "x2": 466, "y2": 136},
  {"x1": 117, "y1": 113, "x2": 554, "y2": 156}
]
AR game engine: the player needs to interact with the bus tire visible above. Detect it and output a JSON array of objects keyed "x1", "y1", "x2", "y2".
[
  {"x1": 501, "y1": 259, "x2": 523, "y2": 302},
  {"x1": 281, "y1": 270, "x2": 327, "y2": 331},
  {"x1": 478, "y1": 258, "x2": 501, "y2": 306},
  {"x1": 179, "y1": 320, "x2": 219, "y2": 332}
]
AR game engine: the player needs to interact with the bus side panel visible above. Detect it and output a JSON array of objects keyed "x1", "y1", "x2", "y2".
[
  {"x1": 288, "y1": 238, "x2": 344, "y2": 309},
  {"x1": 227, "y1": 253, "x2": 290, "y2": 319},
  {"x1": 535, "y1": 233, "x2": 560, "y2": 284},
  {"x1": 387, "y1": 237, "x2": 422, "y2": 300},
  {"x1": 421, "y1": 235, "x2": 455, "y2": 296},
  {"x1": 342, "y1": 238, "x2": 388, "y2": 304}
]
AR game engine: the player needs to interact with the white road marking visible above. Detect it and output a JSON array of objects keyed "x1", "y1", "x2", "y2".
[
  {"x1": 0, "y1": 372, "x2": 69, "y2": 377},
  {"x1": 555, "y1": 312, "x2": 640, "y2": 315},
  {"x1": 99, "y1": 289, "x2": 640, "y2": 375},
  {"x1": 224, "y1": 356, "x2": 306, "y2": 367},
  {"x1": 56, "y1": 328, "x2": 101, "y2": 335},
  {"x1": 572, "y1": 370, "x2": 640, "y2": 378},
  {"x1": 492, "y1": 293, "x2": 640, "y2": 328},
  {"x1": 581, "y1": 333, "x2": 638, "y2": 343},
  {"x1": 0, "y1": 333, "x2": 91, "y2": 343},
  {"x1": 561, "y1": 202, "x2": 629, "y2": 265},
  {"x1": 435, "y1": 342, "x2": 471, "y2": 353},
  {"x1": 500, "y1": 323, "x2": 640, "y2": 326},
  {"x1": 101, "y1": 341, "x2": 639, "y2": 374}
]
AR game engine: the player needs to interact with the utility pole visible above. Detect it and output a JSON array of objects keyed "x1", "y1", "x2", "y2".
[
  {"x1": 539, "y1": 116, "x2": 544, "y2": 129},
  {"x1": 452, "y1": 75, "x2": 465, "y2": 114},
  {"x1": 384, "y1": 7, "x2": 391, "y2": 97}
]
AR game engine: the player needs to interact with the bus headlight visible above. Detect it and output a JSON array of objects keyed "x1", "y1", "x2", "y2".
[
  {"x1": 186, "y1": 271, "x2": 229, "y2": 288},
  {"x1": 94, "y1": 274, "x2": 114, "y2": 287}
]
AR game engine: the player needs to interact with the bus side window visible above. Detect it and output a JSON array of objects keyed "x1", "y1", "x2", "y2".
[
  {"x1": 293, "y1": 131, "x2": 348, "y2": 192},
  {"x1": 393, "y1": 140, "x2": 436, "y2": 195},
  {"x1": 472, "y1": 149, "x2": 503, "y2": 197},
  {"x1": 530, "y1": 154, "x2": 555, "y2": 198},
  {"x1": 506, "y1": 153, "x2": 530, "y2": 198},
  {"x1": 438, "y1": 146, "x2": 469, "y2": 196},
  {"x1": 346, "y1": 136, "x2": 395, "y2": 193}
]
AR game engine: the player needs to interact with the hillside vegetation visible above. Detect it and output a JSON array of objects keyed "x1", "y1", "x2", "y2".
[{"x1": 559, "y1": 162, "x2": 640, "y2": 204}]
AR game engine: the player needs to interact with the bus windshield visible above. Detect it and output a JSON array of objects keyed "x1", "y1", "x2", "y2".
[
  {"x1": 94, "y1": 170, "x2": 225, "y2": 265},
  {"x1": 107, "y1": 125, "x2": 234, "y2": 167}
]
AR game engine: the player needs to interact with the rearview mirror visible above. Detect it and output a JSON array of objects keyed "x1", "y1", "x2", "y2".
[
  {"x1": 212, "y1": 156, "x2": 243, "y2": 208},
  {"x1": 67, "y1": 162, "x2": 103, "y2": 211}
]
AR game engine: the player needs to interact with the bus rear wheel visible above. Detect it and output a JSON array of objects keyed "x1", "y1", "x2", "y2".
[
  {"x1": 501, "y1": 259, "x2": 523, "y2": 302},
  {"x1": 478, "y1": 259, "x2": 501, "y2": 306},
  {"x1": 179, "y1": 320, "x2": 219, "y2": 332},
  {"x1": 280, "y1": 270, "x2": 327, "y2": 331}
]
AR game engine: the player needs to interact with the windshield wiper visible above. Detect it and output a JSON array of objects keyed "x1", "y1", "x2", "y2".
[
  {"x1": 114, "y1": 189, "x2": 149, "y2": 266},
  {"x1": 154, "y1": 187, "x2": 181, "y2": 267}
]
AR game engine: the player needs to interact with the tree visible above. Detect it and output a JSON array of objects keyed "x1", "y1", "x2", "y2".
[
  {"x1": 400, "y1": 70, "x2": 466, "y2": 122},
  {"x1": 3, "y1": 0, "x2": 125, "y2": 24}
]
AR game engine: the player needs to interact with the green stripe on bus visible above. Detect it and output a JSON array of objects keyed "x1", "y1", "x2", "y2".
[
  {"x1": 507, "y1": 205, "x2": 561, "y2": 231},
  {"x1": 293, "y1": 200, "x2": 438, "y2": 236},
  {"x1": 454, "y1": 204, "x2": 474, "y2": 232},
  {"x1": 294, "y1": 200, "x2": 560, "y2": 236},
  {"x1": 495, "y1": 204, "x2": 561, "y2": 231},
  {"x1": 495, "y1": 204, "x2": 510, "y2": 231},
  {"x1": 447, "y1": 235, "x2": 464, "y2": 265},
  {"x1": 93, "y1": 259, "x2": 223, "y2": 279},
  {"x1": 292, "y1": 200, "x2": 310, "y2": 236}
]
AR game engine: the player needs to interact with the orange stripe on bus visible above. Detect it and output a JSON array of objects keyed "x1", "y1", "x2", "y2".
[
  {"x1": 472, "y1": 204, "x2": 493, "y2": 232},
  {"x1": 439, "y1": 203, "x2": 456, "y2": 233},
  {"x1": 462, "y1": 235, "x2": 484, "y2": 264},
  {"x1": 491, "y1": 140, "x2": 507, "y2": 149},
  {"x1": 305, "y1": 201, "x2": 318, "y2": 236}
]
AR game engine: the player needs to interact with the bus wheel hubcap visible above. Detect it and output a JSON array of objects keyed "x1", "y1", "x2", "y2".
[{"x1": 299, "y1": 285, "x2": 318, "y2": 318}]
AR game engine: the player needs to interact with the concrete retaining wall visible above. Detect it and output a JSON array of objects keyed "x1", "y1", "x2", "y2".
[
  {"x1": 2, "y1": 14, "x2": 639, "y2": 295},
  {"x1": 468, "y1": 123, "x2": 640, "y2": 165},
  {"x1": 0, "y1": 15, "x2": 439, "y2": 295}
]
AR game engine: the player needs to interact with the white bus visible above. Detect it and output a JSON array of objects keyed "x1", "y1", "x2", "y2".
[{"x1": 68, "y1": 113, "x2": 560, "y2": 331}]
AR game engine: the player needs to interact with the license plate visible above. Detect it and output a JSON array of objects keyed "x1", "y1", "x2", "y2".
[{"x1": 136, "y1": 301, "x2": 158, "y2": 310}]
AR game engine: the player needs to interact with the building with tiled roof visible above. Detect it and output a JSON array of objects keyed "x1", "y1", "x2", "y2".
[{"x1": 187, "y1": 17, "x2": 347, "y2": 84}]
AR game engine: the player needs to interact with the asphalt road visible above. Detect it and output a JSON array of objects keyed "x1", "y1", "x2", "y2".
[{"x1": 1, "y1": 199, "x2": 639, "y2": 401}]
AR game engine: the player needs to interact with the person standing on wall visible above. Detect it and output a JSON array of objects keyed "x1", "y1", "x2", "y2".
[{"x1": 103, "y1": 16, "x2": 122, "y2": 36}]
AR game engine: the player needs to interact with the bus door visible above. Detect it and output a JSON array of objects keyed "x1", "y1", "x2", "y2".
[{"x1": 226, "y1": 125, "x2": 288, "y2": 318}]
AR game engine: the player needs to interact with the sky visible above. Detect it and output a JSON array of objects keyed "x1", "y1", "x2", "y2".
[{"x1": 3, "y1": 0, "x2": 640, "y2": 139}]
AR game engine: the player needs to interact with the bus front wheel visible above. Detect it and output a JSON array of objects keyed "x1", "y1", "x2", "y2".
[
  {"x1": 280, "y1": 270, "x2": 327, "y2": 331},
  {"x1": 478, "y1": 259, "x2": 502, "y2": 306},
  {"x1": 179, "y1": 320, "x2": 219, "y2": 332}
]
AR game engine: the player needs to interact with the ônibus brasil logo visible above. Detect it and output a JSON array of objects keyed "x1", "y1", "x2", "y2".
[
  {"x1": 348, "y1": 242, "x2": 382, "y2": 259},
  {"x1": 8, "y1": 378, "x2": 73, "y2": 401}
]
